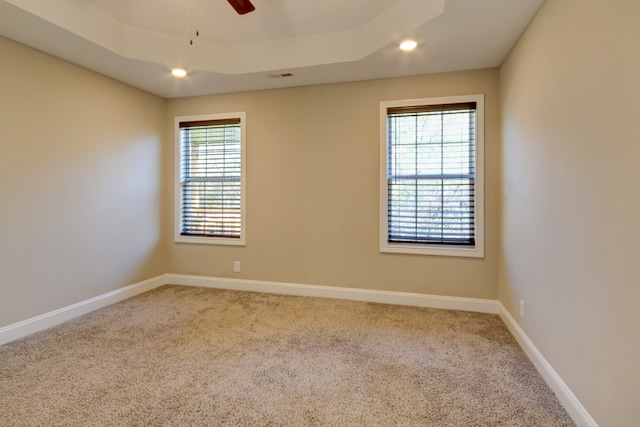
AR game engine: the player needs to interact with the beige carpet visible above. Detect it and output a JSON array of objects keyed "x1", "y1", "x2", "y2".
[{"x1": 0, "y1": 285, "x2": 574, "y2": 426}]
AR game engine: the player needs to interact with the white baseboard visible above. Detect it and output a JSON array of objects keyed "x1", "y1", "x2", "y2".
[
  {"x1": 0, "y1": 273, "x2": 594, "y2": 427},
  {"x1": 0, "y1": 274, "x2": 169, "y2": 346},
  {"x1": 0, "y1": 274, "x2": 495, "y2": 346},
  {"x1": 498, "y1": 304, "x2": 598, "y2": 427},
  {"x1": 166, "y1": 274, "x2": 500, "y2": 314}
]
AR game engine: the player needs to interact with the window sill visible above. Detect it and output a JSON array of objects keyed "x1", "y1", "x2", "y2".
[
  {"x1": 175, "y1": 235, "x2": 246, "y2": 246},
  {"x1": 380, "y1": 242, "x2": 484, "y2": 258}
]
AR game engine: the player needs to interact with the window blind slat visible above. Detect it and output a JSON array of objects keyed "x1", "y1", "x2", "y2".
[
  {"x1": 386, "y1": 104, "x2": 476, "y2": 246},
  {"x1": 179, "y1": 119, "x2": 243, "y2": 238}
]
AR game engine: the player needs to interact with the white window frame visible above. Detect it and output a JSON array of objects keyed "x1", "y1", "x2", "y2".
[
  {"x1": 174, "y1": 112, "x2": 247, "y2": 246},
  {"x1": 379, "y1": 95, "x2": 484, "y2": 258}
]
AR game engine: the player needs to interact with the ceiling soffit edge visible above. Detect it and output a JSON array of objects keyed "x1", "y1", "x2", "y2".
[{"x1": 4, "y1": 0, "x2": 445, "y2": 75}]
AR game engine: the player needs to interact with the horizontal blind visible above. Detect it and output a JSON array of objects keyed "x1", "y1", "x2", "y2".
[
  {"x1": 387, "y1": 103, "x2": 476, "y2": 246},
  {"x1": 179, "y1": 118, "x2": 242, "y2": 238}
]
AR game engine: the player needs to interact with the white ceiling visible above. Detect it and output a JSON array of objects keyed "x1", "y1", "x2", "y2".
[{"x1": 0, "y1": 0, "x2": 544, "y2": 99}]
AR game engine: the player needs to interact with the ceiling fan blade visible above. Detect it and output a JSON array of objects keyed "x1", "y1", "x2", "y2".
[{"x1": 227, "y1": 0, "x2": 255, "y2": 15}]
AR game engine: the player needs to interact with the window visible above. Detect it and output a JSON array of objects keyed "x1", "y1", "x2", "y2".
[
  {"x1": 380, "y1": 95, "x2": 484, "y2": 257},
  {"x1": 175, "y1": 113, "x2": 246, "y2": 245}
]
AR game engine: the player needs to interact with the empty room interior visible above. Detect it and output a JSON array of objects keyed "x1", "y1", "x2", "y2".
[{"x1": 0, "y1": 0, "x2": 638, "y2": 425}]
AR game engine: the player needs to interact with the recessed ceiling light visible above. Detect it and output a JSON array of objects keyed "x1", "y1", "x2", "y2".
[
  {"x1": 171, "y1": 68, "x2": 187, "y2": 78},
  {"x1": 399, "y1": 40, "x2": 418, "y2": 51}
]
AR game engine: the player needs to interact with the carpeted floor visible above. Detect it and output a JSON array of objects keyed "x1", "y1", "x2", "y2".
[{"x1": 0, "y1": 285, "x2": 574, "y2": 426}]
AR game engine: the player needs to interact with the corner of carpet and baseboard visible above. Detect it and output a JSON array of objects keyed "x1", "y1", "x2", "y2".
[
  {"x1": 0, "y1": 273, "x2": 596, "y2": 426},
  {"x1": 0, "y1": 274, "x2": 170, "y2": 346},
  {"x1": 165, "y1": 274, "x2": 501, "y2": 314},
  {"x1": 498, "y1": 303, "x2": 598, "y2": 427}
]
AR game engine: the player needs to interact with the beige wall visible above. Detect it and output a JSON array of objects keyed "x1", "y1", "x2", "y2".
[
  {"x1": 4, "y1": 2, "x2": 638, "y2": 421},
  {"x1": 166, "y1": 69, "x2": 500, "y2": 299},
  {"x1": 499, "y1": 0, "x2": 640, "y2": 424},
  {"x1": 1, "y1": 37, "x2": 499, "y2": 328},
  {"x1": 0, "y1": 37, "x2": 168, "y2": 327}
]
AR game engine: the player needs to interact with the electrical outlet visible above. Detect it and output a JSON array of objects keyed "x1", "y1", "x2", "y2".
[
  {"x1": 233, "y1": 261, "x2": 240, "y2": 273},
  {"x1": 519, "y1": 299, "x2": 525, "y2": 319}
]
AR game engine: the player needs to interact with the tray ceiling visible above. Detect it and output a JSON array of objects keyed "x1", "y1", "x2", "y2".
[{"x1": 0, "y1": 0, "x2": 544, "y2": 98}]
